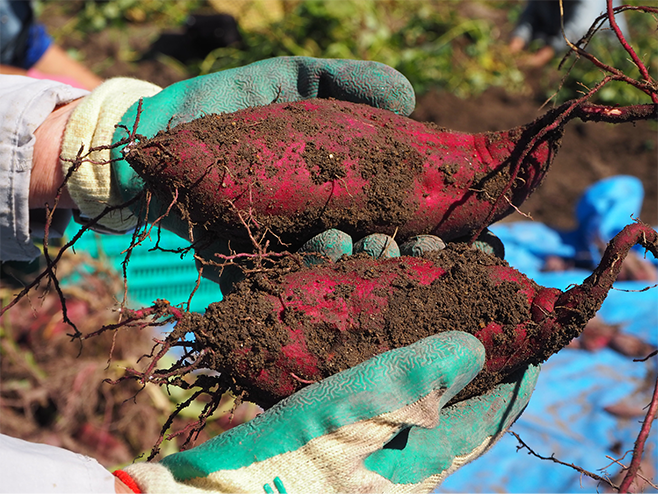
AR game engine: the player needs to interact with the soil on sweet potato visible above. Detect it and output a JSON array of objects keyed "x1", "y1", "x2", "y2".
[
  {"x1": 174, "y1": 244, "x2": 556, "y2": 409},
  {"x1": 125, "y1": 100, "x2": 431, "y2": 250},
  {"x1": 125, "y1": 97, "x2": 560, "y2": 253}
]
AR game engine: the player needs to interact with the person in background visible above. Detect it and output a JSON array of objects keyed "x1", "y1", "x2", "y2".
[
  {"x1": 509, "y1": 0, "x2": 628, "y2": 67},
  {"x1": 0, "y1": 0, "x2": 102, "y2": 89}
]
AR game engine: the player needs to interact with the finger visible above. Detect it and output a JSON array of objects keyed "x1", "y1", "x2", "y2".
[
  {"x1": 399, "y1": 235, "x2": 446, "y2": 257},
  {"x1": 363, "y1": 364, "x2": 540, "y2": 486},
  {"x1": 354, "y1": 233, "x2": 400, "y2": 258},
  {"x1": 472, "y1": 228, "x2": 505, "y2": 259},
  {"x1": 297, "y1": 229, "x2": 353, "y2": 266},
  {"x1": 298, "y1": 57, "x2": 416, "y2": 116}
]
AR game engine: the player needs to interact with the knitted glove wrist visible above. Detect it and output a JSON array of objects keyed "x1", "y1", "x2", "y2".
[{"x1": 60, "y1": 77, "x2": 161, "y2": 231}]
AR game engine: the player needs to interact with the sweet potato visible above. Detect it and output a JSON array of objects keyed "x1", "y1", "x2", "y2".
[
  {"x1": 172, "y1": 222, "x2": 658, "y2": 408},
  {"x1": 124, "y1": 98, "x2": 656, "y2": 249}
]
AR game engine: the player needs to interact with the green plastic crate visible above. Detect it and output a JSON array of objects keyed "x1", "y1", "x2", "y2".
[{"x1": 64, "y1": 222, "x2": 221, "y2": 312}]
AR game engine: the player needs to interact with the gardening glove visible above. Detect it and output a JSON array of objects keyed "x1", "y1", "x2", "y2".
[
  {"x1": 297, "y1": 228, "x2": 501, "y2": 266},
  {"x1": 297, "y1": 229, "x2": 402, "y2": 265},
  {"x1": 60, "y1": 56, "x2": 414, "y2": 294},
  {"x1": 59, "y1": 57, "x2": 414, "y2": 234},
  {"x1": 115, "y1": 331, "x2": 539, "y2": 493}
]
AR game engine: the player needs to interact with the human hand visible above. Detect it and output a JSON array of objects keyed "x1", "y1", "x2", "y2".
[
  {"x1": 61, "y1": 56, "x2": 413, "y2": 230},
  {"x1": 114, "y1": 231, "x2": 537, "y2": 493},
  {"x1": 60, "y1": 57, "x2": 415, "y2": 293},
  {"x1": 110, "y1": 57, "x2": 414, "y2": 233},
  {"x1": 508, "y1": 36, "x2": 526, "y2": 54},
  {"x1": 115, "y1": 331, "x2": 538, "y2": 493}
]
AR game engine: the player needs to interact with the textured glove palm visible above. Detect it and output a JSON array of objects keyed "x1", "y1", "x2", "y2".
[
  {"x1": 119, "y1": 331, "x2": 538, "y2": 493},
  {"x1": 117, "y1": 232, "x2": 539, "y2": 493}
]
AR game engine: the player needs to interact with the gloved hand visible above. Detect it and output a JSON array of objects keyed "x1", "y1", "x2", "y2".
[
  {"x1": 60, "y1": 56, "x2": 414, "y2": 293},
  {"x1": 297, "y1": 228, "x2": 500, "y2": 264},
  {"x1": 115, "y1": 331, "x2": 539, "y2": 493},
  {"x1": 115, "y1": 231, "x2": 539, "y2": 493}
]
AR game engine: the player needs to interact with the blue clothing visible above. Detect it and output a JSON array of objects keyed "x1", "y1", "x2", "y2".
[
  {"x1": 0, "y1": 0, "x2": 52, "y2": 68},
  {"x1": 494, "y1": 175, "x2": 652, "y2": 272}
]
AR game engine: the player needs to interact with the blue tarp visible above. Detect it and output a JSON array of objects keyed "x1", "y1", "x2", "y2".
[{"x1": 437, "y1": 176, "x2": 658, "y2": 493}]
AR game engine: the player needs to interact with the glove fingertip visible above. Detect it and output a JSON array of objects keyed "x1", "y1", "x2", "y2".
[
  {"x1": 472, "y1": 228, "x2": 505, "y2": 259},
  {"x1": 399, "y1": 235, "x2": 446, "y2": 257},
  {"x1": 354, "y1": 234, "x2": 400, "y2": 258},
  {"x1": 331, "y1": 59, "x2": 416, "y2": 116},
  {"x1": 298, "y1": 229, "x2": 353, "y2": 264}
]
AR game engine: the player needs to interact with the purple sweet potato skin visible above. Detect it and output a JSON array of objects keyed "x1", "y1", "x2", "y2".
[
  {"x1": 183, "y1": 247, "x2": 559, "y2": 407},
  {"x1": 125, "y1": 98, "x2": 561, "y2": 248},
  {"x1": 177, "y1": 222, "x2": 658, "y2": 408}
]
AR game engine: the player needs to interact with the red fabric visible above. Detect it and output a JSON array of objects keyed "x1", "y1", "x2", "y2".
[
  {"x1": 26, "y1": 68, "x2": 88, "y2": 89},
  {"x1": 113, "y1": 470, "x2": 142, "y2": 493}
]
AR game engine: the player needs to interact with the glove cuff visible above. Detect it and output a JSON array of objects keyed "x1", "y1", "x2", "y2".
[
  {"x1": 120, "y1": 463, "x2": 196, "y2": 494},
  {"x1": 61, "y1": 77, "x2": 161, "y2": 231},
  {"x1": 113, "y1": 470, "x2": 142, "y2": 493}
]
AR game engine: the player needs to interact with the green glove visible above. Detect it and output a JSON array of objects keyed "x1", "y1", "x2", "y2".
[
  {"x1": 61, "y1": 56, "x2": 414, "y2": 232},
  {"x1": 117, "y1": 331, "x2": 539, "y2": 493},
  {"x1": 60, "y1": 57, "x2": 415, "y2": 293},
  {"x1": 297, "y1": 229, "x2": 445, "y2": 264},
  {"x1": 297, "y1": 229, "x2": 401, "y2": 264}
]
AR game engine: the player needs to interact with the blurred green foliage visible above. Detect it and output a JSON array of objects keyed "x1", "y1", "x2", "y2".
[
  {"x1": 553, "y1": 4, "x2": 658, "y2": 105},
  {"x1": 198, "y1": 0, "x2": 526, "y2": 98},
  {"x1": 39, "y1": 0, "x2": 656, "y2": 104},
  {"x1": 39, "y1": 0, "x2": 203, "y2": 31},
  {"x1": 198, "y1": 0, "x2": 656, "y2": 104}
]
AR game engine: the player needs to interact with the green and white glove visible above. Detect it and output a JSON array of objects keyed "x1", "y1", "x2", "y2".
[
  {"x1": 116, "y1": 331, "x2": 539, "y2": 493},
  {"x1": 60, "y1": 56, "x2": 415, "y2": 293},
  {"x1": 115, "y1": 232, "x2": 539, "y2": 493},
  {"x1": 60, "y1": 57, "x2": 414, "y2": 234}
]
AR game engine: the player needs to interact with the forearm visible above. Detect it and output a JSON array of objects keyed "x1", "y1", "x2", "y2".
[
  {"x1": 0, "y1": 75, "x2": 88, "y2": 261},
  {"x1": 32, "y1": 44, "x2": 104, "y2": 90},
  {"x1": 31, "y1": 98, "x2": 80, "y2": 209}
]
